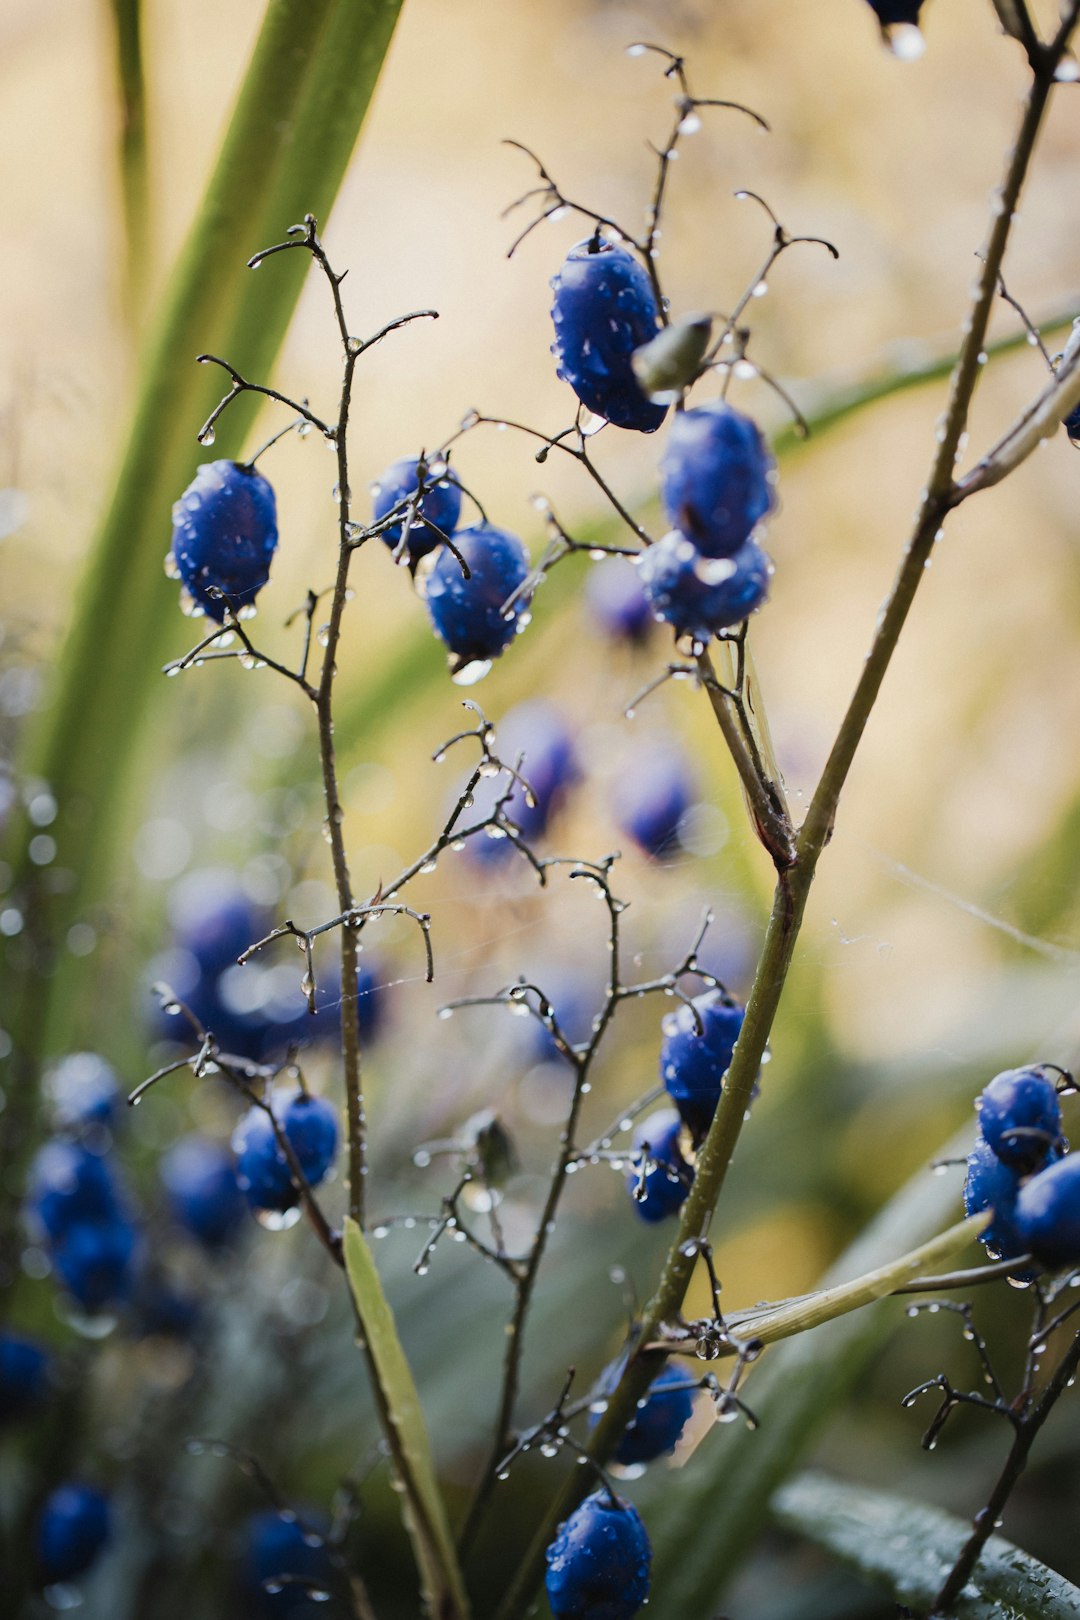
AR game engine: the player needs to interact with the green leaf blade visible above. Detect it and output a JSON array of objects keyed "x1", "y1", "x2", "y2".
[
  {"x1": 773, "y1": 1470, "x2": 1080, "y2": 1619},
  {"x1": 343, "y1": 1217, "x2": 470, "y2": 1620}
]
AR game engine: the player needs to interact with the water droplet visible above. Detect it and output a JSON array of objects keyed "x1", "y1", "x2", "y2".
[
  {"x1": 451, "y1": 659, "x2": 493, "y2": 686},
  {"x1": 885, "y1": 22, "x2": 925, "y2": 59},
  {"x1": 751, "y1": 280, "x2": 768, "y2": 298},
  {"x1": 198, "y1": 427, "x2": 216, "y2": 447},
  {"x1": 678, "y1": 110, "x2": 701, "y2": 136},
  {"x1": 626, "y1": 42, "x2": 646, "y2": 56}
]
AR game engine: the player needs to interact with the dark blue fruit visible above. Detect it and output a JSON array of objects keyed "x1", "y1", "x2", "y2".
[
  {"x1": 170, "y1": 461, "x2": 278, "y2": 623},
  {"x1": 612, "y1": 745, "x2": 695, "y2": 859},
  {"x1": 591, "y1": 1352, "x2": 697, "y2": 1464},
  {"x1": 867, "y1": 0, "x2": 923, "y2": 22},
  {"x1": 179, "y1": 889, "x2": 268, "y2": 978},
  {"x1": 26, "y1": 1141, "x2": 125, "y2": 1241},
  {"x1": 550, "y1": 238, "x2": 667, "y2": 433},
  {"x1": 423, "y1": 522, "x2": 531, "y2": 672},
  {"x1": 0, "y1": 1331, "x2": 50, "y2": 1423},
  {"x1": 1065, "y1": 403, "x2": 1080, "y2": 444},
  {"x1": 240, "y1": 1508, "x2": 338, "y2": 1618},
  {"x1": 372, "y1": 456, "x2": 462, "y2": 565},
  {"x1": 1015, "y1": 1154, "x2": 1080, "y2": 1271},
  {"x1": 660, "y1": 992, "x2": 747, "y2": 1142},
  {"x1": 976, "y1": 1066, "x2": 1062, "y2": 1172},
  {"x1": 46, "y1": 1053, "x2": 123, "y2": 1132},
  {"x1": 51, "y1": 1217, "x2": 139, "y2": 1311},
  {"x1": 35, "y1": 1483, "x2": 111, "y2": 1584},
  {"x1": 232, "y1": 1091, "x2": 339, "y2": 1215},
  {"x1": 585, "y1": 557, "x2": 653, "y2": 644},
  {"x1": 638, "y1": 531, "x2": 770, "y2": 641},
  {"x1": 160, "y1": 1135, "x2": 247, "y2": 1248},
  {"x1": 961, "y1": 1135, "x2": 1061, "y2": 1281},
  {"x1": 468, "y1": 700, "x2": 580, "y2": 861},
  {"x1": 626, "y1": 1108, "x2": 693, "y2": 1222},
  {"x1": 545, "y1": 1489, "x2": 651, "y2": 1620},
  {"x1": 660, "y1": 402, "x2": 775, "y2": 558}
]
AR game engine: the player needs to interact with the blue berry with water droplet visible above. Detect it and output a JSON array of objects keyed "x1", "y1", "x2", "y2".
[
  {"x1": 1014, "y1": 1154, "x2": 1080, "y2": 1272},
  {"x1": 660, "y1": 991, "x2": 747, "y2": 1143},
  {"x1": 35, "y1": 1483, "x2": 111, "y2": 1584},
  {"x1": 240, "y1": 1508, "x2": 337, "y2": 1617},
  {"x1": 372, "y1": 455, "x2": 462, "y2": 566},
  {"x1": 550, "y1": 239, "x2": 667, "y2": 433},
  {"x1": 170, "y1": 460, "x2": 278, "y2": 622},
  {"x1": 976, "y1": 1066, "x2": 1062, "y2": 1172},
  {"x1": 626, "y1": 1108, "x2": 693, "y2": 1222},
  {"x1": 423, "y1": 522, "x2": 531, "y2": 672},
  {"x1": 591, "y1": 1352, "x2": 697, "y2": 1464},
  {"x1": 639, "y1": 530, "x2": 770, "y2": 642},
  {"x1": 963, "y1": 1136, "x2": 1031, "y2": 1271},
  {"x1": 232, "y1": 1090, "x2": 339, "y2": 1215},
  {"x1": 660, "y1": 402, "x2": 775, "y2": 558},
  {"x1": 160, "y1": 1135, "x2": 247, "y2": 1248},
  {"x1": 545, "y1": 1489, "x2": 651, "y2": 1620}
]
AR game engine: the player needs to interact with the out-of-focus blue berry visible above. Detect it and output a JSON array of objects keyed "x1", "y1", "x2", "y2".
[
  {"x1": 612, "y1": 745, "x2": 695, "y2": 859},
  {"x1": 660, "y1": 402, "x2": 775, "y2": 558},
  {"x1": 626, "y1": 1109, "x2": 693, "y2": 1222},
  {"x1": 372, "y1": 456, "x2": 462, "y2": 566},
  {"x1": 240, "y1": 1508, "x2": 338, "y2": 1618},
  {"x1": 233, "y1": 1091, "x2": 339, "y2": 1215},
  {"x1": 46, "y1": 1053, "x2": 123, "y2": 1133},
  {"x1": 976, "y1": 1066, "x2": 1063, "y2": 1172},
  {"x1": 590, "y1": 1352, "x2": 697, "y2": 1464},
  {"x1": 170, "y1": 460, "x2": 278, "y2": 623},
  {"x1": 423, "y1": 523, "x2": 531, "y2": 671},
  {"x1": 545, "y1": 1489, "x2": 651, "y2": 1620},
  {"x1": 178, "y1": 887, "x2": 268, "y2": 979},
  {"x1": 519, "y1": 966, "x2": 599, "y2": 1064},
  {"x1": 160, "y1": 1135, "x2": 247, "y2": 1248},
  {"x1": 1015, "y1": 1153, "x2": 1080, "y2": 1271},
  {"x1": 52, "y1": 1216, "x2": 139, "y2": 1312},
  {"x1": 259, "y1": 962, "x2": 388, "y2": 1057},
  {"x1": 134, "y1": 1279, "x2": 202, "y2": 1340},
  {"x1": 550, "y1": 239, "x2": 667, "y2": 433},
  {"x1": 468, "y1": 701, "x2": 580, "y2": 863},
  {"x1": 0, "y1": 1331, "x2": 50, "y2": 1423},
  {"x1": 26, "y1": 1141, "x2": 125, "y2": 1242},
  {"x1": 639, "y1": 531, "x2": 770, "y2": 642},
  {"x1": 35, "y1": 1483, "x2": 111, "y2": 1585},
  {"x1": 660, "y1": 992, "x2": 747, "y2": 1142},
  {"x1": 585, "y1": 557, "x2": 654, "y2": 645}
]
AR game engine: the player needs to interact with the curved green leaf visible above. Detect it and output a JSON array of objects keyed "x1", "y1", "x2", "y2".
[
  {"x1": 343, "y1": 1217, "x2": 470, "y2": 1620},
  {"x1": 773, "y1": 1470, "x2": 1080, "y2": 1619}
]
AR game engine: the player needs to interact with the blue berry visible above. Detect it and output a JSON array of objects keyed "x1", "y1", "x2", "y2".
[
  {"x1": 170, "y1": 460, "x2": 278, "y2": 622},
  {"x1": 1015, "y1": 1154, "x2": 1080, "y2": 1271},
  {"x1": 35, "y1": 1483, "x2": 111, "y2": 1585},
  {"x1": 545, "y1": 1490, "x2": 651, "y2": 1620},
  {"x1": 638, "y1": 531, "x2": 770, "y2": 642},
  {"x1": 178, "y1": 888, "x2": 268, "y2": 979},
  {"x1": 591, "y1": 1353, "x2": 698, "y2": 1465},
  {"x1": 240, "y1": 1508, "x2": 337, "y2": 1617},
  {"x1": 160, "y1": 1135, "x2": 247, "y2": 1248},
  {"x1": 660, "y1": 402, "x2": 775, "y2": 558},
  {"x1": 232, "y1": 1090, "x2": 339, "y2": 1215},
  {"x1": 468, "y1": 701, "x2": 580, "y2": 861},
  {"x1": 550, "y1": 238, "x2": 667, "y2": 433},
  {"x1": 612, "y1": 745, "x2": 695, "y2": 859},
  {"x1": 976, "y1": 1066, "x2": 1062, "y2": 1172},
  {"x1": 26, "y1": 1141, "x2": 125, "y2": 1241},
  {"x1": 1065, "y1": 403, "x2": 1080, "y2": 444},
  {"x1": 51, "y1": 1216, "x2": 140, "y2": 1311},
  {"x1": 626, "y1": 1108, "x2": 693, "y2": 1223},
  {"x1": 372, "y1": 455, "x2": 462, "y2": 565},
  {"x1": 660, "y1": 992, "x2": 747, "y2": 1142},
  {"x1": 0, "y1": 1331, "x2": 50, "y2": 1423},
  {"x1": 422, "y1": 522, "x2": 531, "y2": 672},
  {"x1": 963, "y1": 1136, "x2": 1029, "y2": 1267},
  {"x1": 867, "y1": 0, "x2": 923, "y2": 21},
  {"x1": 46, "y1": 1053, "x2": 123, "y2": 1133},
  {"x1": 585, "y1": 558, "x2": 653, "y2": 645}
]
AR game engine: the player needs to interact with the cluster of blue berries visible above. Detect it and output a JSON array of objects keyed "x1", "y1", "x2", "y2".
[
  {"x1": 549, "y1": 234, "x2": 776, "y2": 647},
  {"x1": 963, "y1": 1065, "x2": 1080, "y2": 1275},
  {"x1": 154, "y1": 882, "x2": 386, "y2": 1062},
  {"x1": 26, "y1": 1068, "x2": 140, "y2": 1315}
]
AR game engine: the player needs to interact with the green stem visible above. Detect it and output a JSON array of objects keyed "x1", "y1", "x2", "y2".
[{"x1": 106, "y1": 0, "x2": 151, "y2": 324}]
